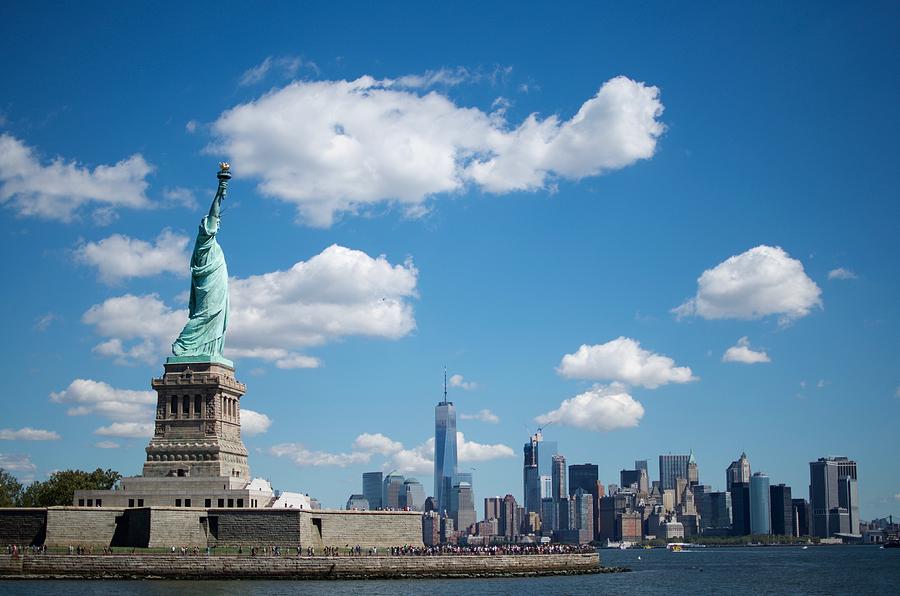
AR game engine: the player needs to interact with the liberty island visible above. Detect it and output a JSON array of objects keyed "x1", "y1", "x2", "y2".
[{"x1": 0, "y1": 164, "x2": 607, "y2": 580}]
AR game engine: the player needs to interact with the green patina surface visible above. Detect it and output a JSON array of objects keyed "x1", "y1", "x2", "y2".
[
  {"x1": 171, "y1": 164, "x2": 232, "y2": 363},
  {"x1": 165, "y1": 354, "x2": 234, "y2": 368}
]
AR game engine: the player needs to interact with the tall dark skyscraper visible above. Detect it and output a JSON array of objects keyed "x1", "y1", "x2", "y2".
[
  {"x1": 362, "y1": 471, "x2": 383, "y2": 510},
  {"x1": 810, "y1": 456, "x2": 858, "y2": 538},
  {"x1": 770, "y1": 484, "x2": 793, "y2": 536},
  {"x1": 434, "y1": 370, "x2": 458, "y2": 512},
  {"x1": 731, "y1": 481, "x2": 751, "y2": 536},
  {"x1": 551, "y1": 454, "x2": 567, "y2": 500},
  {"x1": 569, "y1": 464, "x2": 599, "y2": 496},
  {"x1": 551, "y1": 454, "x2": 568, "y2": 531},
  {"x1": 569, "y1": 463, "x2": 600, "y2": 539},
  {"x1": 620, "y1": 469, "x2": 642, "y2": 490},
  {"x1": 523, "y1": 432, "x2": 541, "y2": 514},
  {"x1": 792, "y1": 498, "x2": 811, "y2": 537},
  {"x1": 659, "y1": 453, "x2": 693, "y2": 490}
]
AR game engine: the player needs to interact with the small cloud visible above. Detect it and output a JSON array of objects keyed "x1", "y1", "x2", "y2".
[
  {"x1": 94, "y1": 422, "x2": 154, "y2": 438},
  {"x1": 800, "y1": 380, "x2": 807, "y2": 389},
  {"x1": 0, "y1": 134, "x2": 156, "y2": 222},
  {"x1": 269, "y1": 443, "x2": 371, "y2": 467},
  {"x1": 0, "y1": 453, "x2": 37, "y2": 473},
  {"x1": 894, "y1": 493, "x2": 900, "y2": 502},
  {"x1": 0, "y1": 427, "x2": 61, "y2": 441},
  {"x1": 816, "y1": 379, "x2": 829, "y2": 389},
  {"x1": 74, "y1": 229, "x2": 190, "y2": 284},
  {"x1": 393, "y1": 66, "x2": 475, "y2": 89},
  {"x1": 185, "y1": 120, "x2": 199, "y2": 134},
  {"x1": 352, "y1": 433, "x2": 403, "y2": 454},
  {"x1": 457, "y1": 432, "x2": 515, "y2": 461},
  {"x1": 536, "y1": 383, "x2": 644, "y2": 432},
  {"x1": 94, "y1": 441, "x2": 120, "y2": 449},
  {"x1": 34, "y1": 312, "x2": 58, "y2": 332},
  {"x1": 239, "y1": 55, "x2": 316, "y2": 86},
  {"x1": 241, "y1": 409, "x2": 272, "y2": 436},
  {"x1": 722, "y1": 337, "x2": 771, "y2": 364},
  {"x1": 827, "y1": 267, "x2": 858, "y2": 281},
  {"x1": 448, "y1": 374, "x2": 477, "y2": 391},
  {"x1": 460, "y1": 409, "x2": 500, "y2": 423},
  {"x1": 558, "y1": 337, "x2": 696, "y2": 388}
]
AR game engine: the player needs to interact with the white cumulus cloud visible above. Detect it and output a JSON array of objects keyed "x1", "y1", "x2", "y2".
[
  {"x1": 269, "y1": 443, "x2": 372, "y2": 467},
  {"x1": 74, "y1": 229, "x2": 190, "y2": 284},
  {"x1": 457, "y1": 433, "x2": 515, "y2": 461},
  {"x1": 674, "y1": 245, "x2": 822, "y2": 324},
  {"x1": 50, "y1": 379, "x2": 156, "y2": 438},
  {"x1": 386, "y1": 432, "x2": 514, "y2": 474},
  {"x1": 353, "y1": 433, "x2": 404, "y2": 454},
  {"x1": 0, "y1": 453, "x2": 37, "y2": 474},
  {"x1": 0, "y1": 133, "x2": 154, "y2": 221},
  {"x1": 536, "y1": 383, "x2": 644, "y2": 432},
  {"x1": 82, "y1": 244, "x2": 418, "y2": 368},
  {"x1": 448, "y1": 374, "x2": 477, "y2": 391},
  {"x1": 94, "y1": 441, "x2": 120, "y2": 449},
  {"x1": 274, "y1": 430, "x2": 514, "y2": 473},
  {"x1": 827, "y1": 267, "x2": 857, "y2": 281},
  {"x1": 0, "y1": 428, "x2": 61, "y2": 441},
  {"x1": 557, "y1": 336, "x2": 696, "y2": 388},
  {"x1": 722, "y1": 336, "x2": 771, "y2": 364},
  {"x1": 94, "y1": 422, "x2": 154, "y2": 438},
  {"x1": 241, "y1": 409, "x2": 272, "y2": 437},
  {"x1": 210, "y1": 75, "x2": 664, "y2": 226},
  {"x1": 460, "y1": 409, "x2": 500, "y2": 423}
]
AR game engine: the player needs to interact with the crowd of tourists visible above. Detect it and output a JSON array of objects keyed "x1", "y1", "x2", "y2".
[
  {"x1": 6, "y1": 544, "x2": 47, "y2": 556},
  {"x1": 384, "y1": 543, "x2": 596, "y2": 556}
]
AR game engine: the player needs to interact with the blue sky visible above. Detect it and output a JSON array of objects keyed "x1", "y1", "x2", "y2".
[{"x1": 0, "y1": 1, "x2": 897, "y2": 518}]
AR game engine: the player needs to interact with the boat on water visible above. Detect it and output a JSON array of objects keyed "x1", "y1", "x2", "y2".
[{"x1": 666, "y1": 542, "x2": 706, "y2": 552}]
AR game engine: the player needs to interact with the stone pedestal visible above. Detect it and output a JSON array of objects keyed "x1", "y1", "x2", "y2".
[{"x1": 143, "y1": 361, "x2": 250, "y2": 480}]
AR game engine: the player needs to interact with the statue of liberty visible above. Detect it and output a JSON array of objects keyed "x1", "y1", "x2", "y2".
[{"x1": 170, "y1": 163, "x2": 232, "y2": 366}]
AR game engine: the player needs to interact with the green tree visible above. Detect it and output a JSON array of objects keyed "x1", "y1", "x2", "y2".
[
  {"x1": 0, "y1": 468, "x2": 24, "y2": 507},
  {"x1": 17, "y1": 468, "x2": 121, "y2": 507}
]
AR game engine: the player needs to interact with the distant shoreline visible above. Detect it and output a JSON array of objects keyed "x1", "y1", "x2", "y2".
[{"x1": 0, "y1": 553, "x2": 627, "y2": 580}]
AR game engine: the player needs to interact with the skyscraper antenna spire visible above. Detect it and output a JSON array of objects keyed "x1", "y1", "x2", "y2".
[{"x1": 443, "y1": 365, "x2": 448, "y2": 402}]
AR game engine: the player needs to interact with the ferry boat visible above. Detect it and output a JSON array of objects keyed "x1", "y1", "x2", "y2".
[{"x1": 666, "y1": 542, "x2": 706, "y2": 551}]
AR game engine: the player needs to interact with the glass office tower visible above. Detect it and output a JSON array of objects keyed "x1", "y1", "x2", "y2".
[
  {"x1": 434, "y1": 395, "x2": 458, "y2": 512},
  {"x1": 750, "y1": 472, "x2": 771, "y2": 535}
]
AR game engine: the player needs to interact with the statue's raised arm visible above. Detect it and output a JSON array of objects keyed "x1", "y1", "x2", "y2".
[
  {"x1": 208, "y1": 162, "x2": 229, "y2": 221},
  {"x1": 169, "y1": 163, "x2": 233, "y2": 367}
]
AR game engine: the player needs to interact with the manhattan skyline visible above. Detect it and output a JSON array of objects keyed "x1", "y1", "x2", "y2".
[{"x1": 0, "y1": 2, "x2": 897, "y2": 520}]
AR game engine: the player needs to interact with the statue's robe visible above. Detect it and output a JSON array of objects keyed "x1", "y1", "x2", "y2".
[{"x1": 172, "y1": 214, "x2": 229, "y2": 357}]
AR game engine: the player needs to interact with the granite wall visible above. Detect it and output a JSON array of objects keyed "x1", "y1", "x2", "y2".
[
  {"x1": 44, "y1": 508, "x2": 128, "y2": 547},
  {"x1": 0, "y1": 553, "x2": 603, "y2": 579},
  {"x1": 5, "y1": 507, "x2": 424, "y2": 550},
  {"x1": 0, "y1": 509, "x2": 46, "y2": 546}
]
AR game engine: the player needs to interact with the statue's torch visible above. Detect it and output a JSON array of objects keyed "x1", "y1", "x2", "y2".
[{"x1": 217, "y1": 162, "x2": 231, "y2": 199}]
